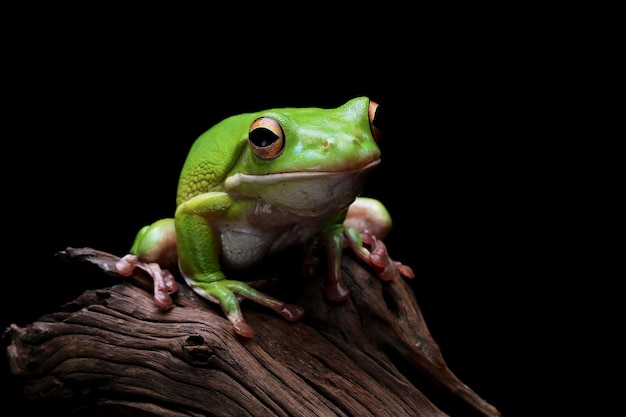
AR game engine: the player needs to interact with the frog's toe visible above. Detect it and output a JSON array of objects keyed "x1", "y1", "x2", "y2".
[
  {"x1": 325, "y1": 277, "x2": 351, "y2": 302},
  {"x1": 200, "y1": 282, "x2": 256, "y2": 338},
  {"x1": 367, "y1": 237, "x2": 390, "y2": 269},
  {"x1": 396, "y1": 261, "x2": 415, "y2": 279},
  {"x1": 115, "y1": 254, "x2": 138, "y2": 277},
  {"x1": 279, "y1": 304, "x2": 305, "y2": 321},
  {"x1": 231, "y1": 318, "x2": 255, "y2": 338}
]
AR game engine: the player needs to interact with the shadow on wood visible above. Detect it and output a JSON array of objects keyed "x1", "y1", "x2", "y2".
[{"x1": 6, "y1": 247, "x2": 501, "y2": 417}]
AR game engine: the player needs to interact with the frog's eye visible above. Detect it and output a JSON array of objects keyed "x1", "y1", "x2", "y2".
[
  {"x1": 368, "y1": 100, "x2": 383, "y2": 142},
  {"x1": 248, "y1": 117, "x2": 285, "y2": 159}
]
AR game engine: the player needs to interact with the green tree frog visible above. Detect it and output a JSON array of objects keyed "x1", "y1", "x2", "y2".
[{"x1": 115, "y1": 97, "x2": 414, "y2": 338}]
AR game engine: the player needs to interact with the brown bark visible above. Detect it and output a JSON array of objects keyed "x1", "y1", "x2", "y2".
[{"x1": 6, "y1": 247, "x2": 501, "y2": 417}]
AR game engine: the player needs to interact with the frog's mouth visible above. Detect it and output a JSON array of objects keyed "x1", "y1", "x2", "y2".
[{"x1": 224, "y1": 159, "x2": 380, "y2": 217}]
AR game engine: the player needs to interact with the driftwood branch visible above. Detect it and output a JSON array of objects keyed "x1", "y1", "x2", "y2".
[{"x1": 6, "y1": 247, "x2": 501, "y2": 417}]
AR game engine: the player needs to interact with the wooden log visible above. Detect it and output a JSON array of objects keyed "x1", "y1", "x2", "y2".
[{"x1": 6, "y1": 247, "x2": 501, "y2": 417}]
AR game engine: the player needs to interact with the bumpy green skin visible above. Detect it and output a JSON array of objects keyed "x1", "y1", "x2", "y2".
[{"x1": 124, "y1": 97, "x2": 400, "y2": 337}]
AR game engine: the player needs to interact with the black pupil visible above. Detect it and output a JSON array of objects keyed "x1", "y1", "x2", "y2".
[
  {"x1": 372, "y1": 105, "x2": 387, "y2": 131},
  {"x1": 250, "y1": 127, "x2": 278, "y2": 148}
]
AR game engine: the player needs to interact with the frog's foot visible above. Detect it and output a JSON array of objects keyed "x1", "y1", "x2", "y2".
[
  {"x1": 344, "y1": 231, "x2": 415, "y2": 282},
  {"x1": 302, "y1": 249, "x2": 350, "y2": 301},
  {"x1": 324, "y1": 268, "x2": 351, "y2": 301},
  {"x1": 184, "y1": 279, "x2": 305, "y2": 338},
  {"x1": 115, "y1": 254, "x2": 179, "y2": 310}
]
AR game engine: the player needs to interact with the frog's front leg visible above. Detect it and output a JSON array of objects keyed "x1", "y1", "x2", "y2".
[
  {"x1": 176, "y1": 192, "x2": 304, "y2": 338},
  {"x1": 312, "y1": 197, "x2": 414, "y2": 301},
  {"x1": 183, "y1": 275, "x2": 304, "y2": 337}
]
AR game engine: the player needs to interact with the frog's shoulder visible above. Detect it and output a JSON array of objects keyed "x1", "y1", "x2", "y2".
[{"x1": 176, "y1": 114, "x2": 254, "y2": 205}]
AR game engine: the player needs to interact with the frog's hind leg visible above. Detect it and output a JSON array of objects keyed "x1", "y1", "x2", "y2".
[
  {"x1": 115, "y1": 218, "x2": 180, "y2": 309},
  {"x1": 116, "y1": 254, "x2": 179, "y2": 309}
]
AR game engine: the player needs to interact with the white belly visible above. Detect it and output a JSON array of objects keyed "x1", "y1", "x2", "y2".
[{"x1": 218, "y1": 209, "x2": 330, "y2": 270}]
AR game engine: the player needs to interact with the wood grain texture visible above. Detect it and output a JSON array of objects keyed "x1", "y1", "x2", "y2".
[{"x1": 6, "y1": 248, "x2": 501, "y2": 417}]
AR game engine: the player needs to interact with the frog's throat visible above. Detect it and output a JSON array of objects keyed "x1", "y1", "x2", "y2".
[{"x1": 224, "y1": 159, "x2": 380, "y2": 217}]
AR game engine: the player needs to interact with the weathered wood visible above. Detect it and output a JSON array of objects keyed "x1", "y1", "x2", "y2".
[{"x1": 6, "y1": 247, "x2": 501, "y2": 417}]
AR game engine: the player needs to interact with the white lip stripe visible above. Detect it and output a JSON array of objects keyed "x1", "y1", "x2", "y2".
[{"x1": 225, "y1": 159, "x2": 381, "y2": 189}]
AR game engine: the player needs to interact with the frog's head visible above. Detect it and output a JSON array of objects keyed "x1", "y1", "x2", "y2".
[{"x1": 225, "y1": 96, "x2": 384, "y2": 217}]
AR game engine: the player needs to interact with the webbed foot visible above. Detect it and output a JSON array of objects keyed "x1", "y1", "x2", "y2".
[
  {"x1": 115, "y1": 254, "x2": 179, "y2": 309},
  {"x1": 344, "y1": 231, "x2": 415, "y2": 281}
]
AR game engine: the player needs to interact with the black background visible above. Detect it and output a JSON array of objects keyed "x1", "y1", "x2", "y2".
[{"x1": 2, "y1": 9, "x2": 593, "y2": 417}]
